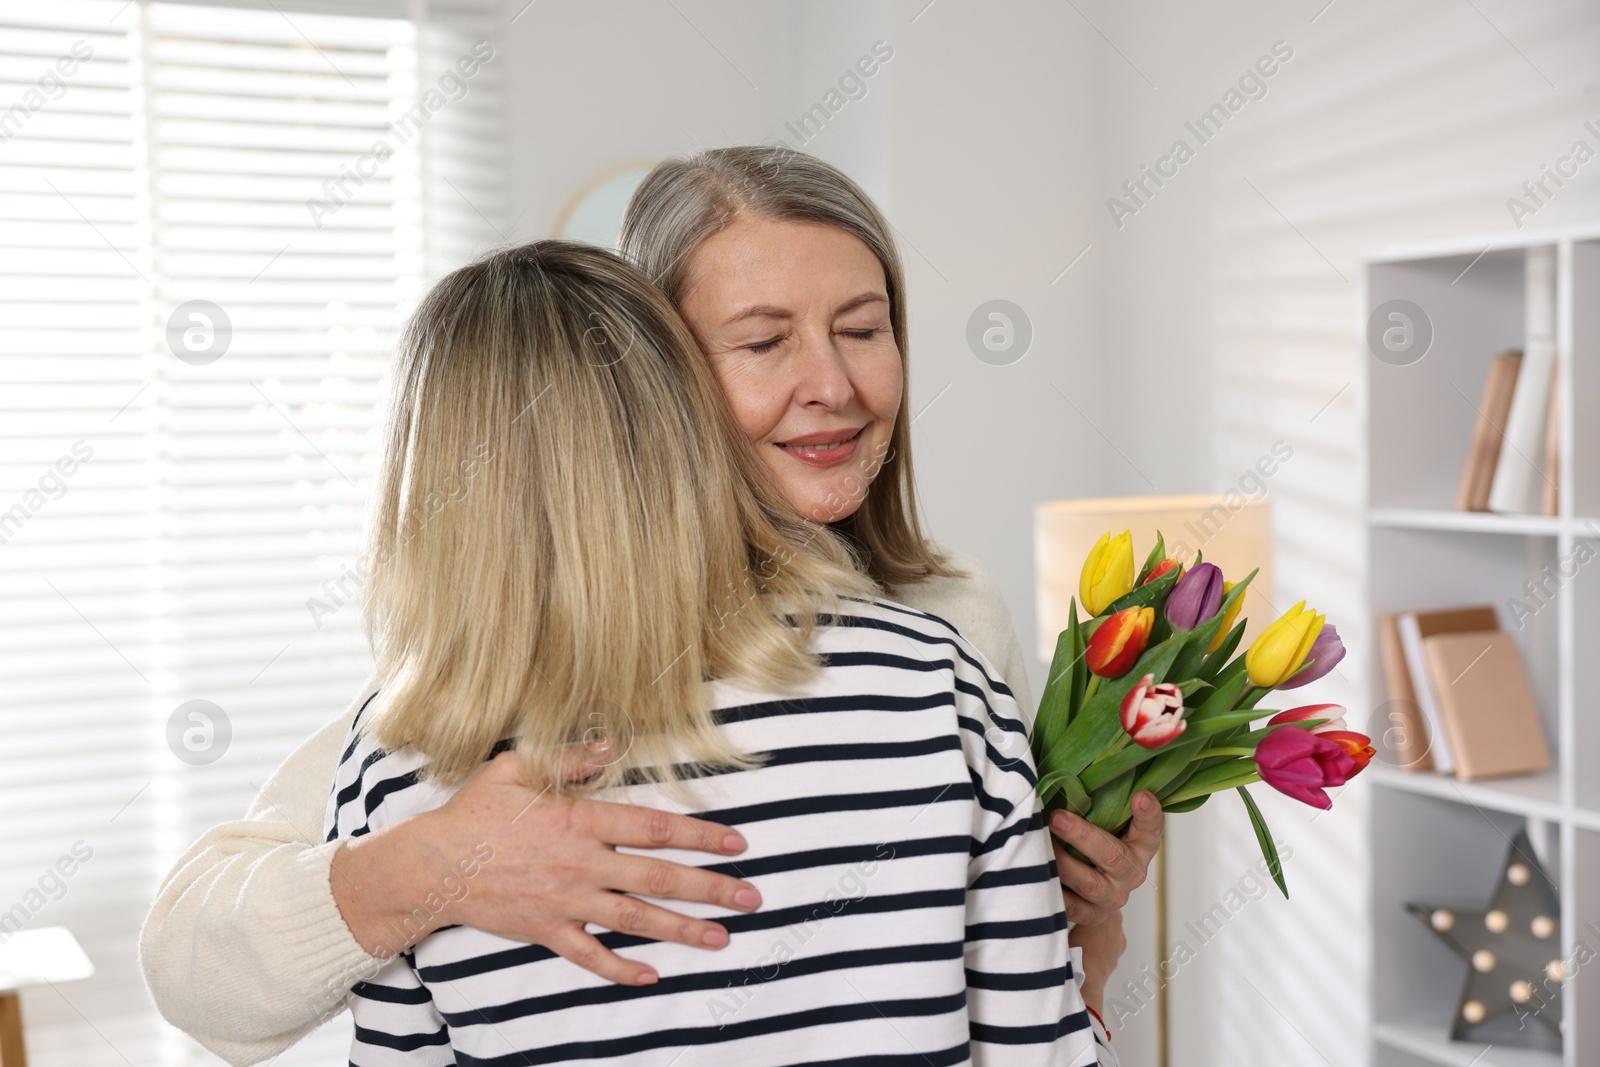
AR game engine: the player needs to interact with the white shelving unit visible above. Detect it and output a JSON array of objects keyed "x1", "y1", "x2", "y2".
[{"x1": 1363, "y1": 225, "x2": 1600, "y2": 1067}]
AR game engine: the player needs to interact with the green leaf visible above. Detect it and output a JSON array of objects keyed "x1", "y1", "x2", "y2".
[
  {"x1": 1158, "y1": 759, "x2": 1203, "y2": 801},
  {"x1": 1188, "y1": 659, "x2": 1250, "y2": 721},
  {"x1": 1188, "y1": 708, "x2": 1279, "y2": 738},
  {"x1": 1238, "y1": 786, "x2": 1288, "y2": 898},
  {"x1": 1038, "y1": 769, "x2": 1092, "y2": 816},
  {"x1": 1132, "y1": 733, "x2": 1208, "y2": 796},
  {"x1": 1101, "y1": 561, "x2": 1182, "y2": 617},
  {"x1": 1161, "y1": 793, "x2": 1211, "y2": 813},
  {"x1": 1134, "y1": 530, "x2": 1168, "y2": 586},
  {"x1": 1161, "y1": 762, "x2": 1262, "y2": 806},
  {"x1": 1199, "y1": 620, "x2": 1247, "y2": 683},
  {"x1": 1034, "y1": 611, "x2": 1082, "y2": 763},
  {"x1": 1087, "y1": 769, "x2": 1136, "y2": 833},
  {"x1": 1062, "y1": 773, "x2": 1092, "y2": 815},
  {"x1": 1069, "y1": 602, "x2": 1088, "y2": 729}
]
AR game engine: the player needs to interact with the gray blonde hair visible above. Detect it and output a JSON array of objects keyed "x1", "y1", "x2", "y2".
[
  {"x1": 362, "y1": 240, "x2": 873, "y2": 790},
  {"x1": 619, "y1": 145, "x2": 958, "y2": 590}
]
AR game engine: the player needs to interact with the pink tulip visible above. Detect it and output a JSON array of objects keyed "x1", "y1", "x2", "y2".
[
  {"x1": 1253, "y1": 725, "x2": 1355, "y2": 810},
  {"x1": 1119, "y1": 674, "x2": 1186, "y2": 749},
  {"x1": 1269, "y1": 707, "x2": 1374, "y2": 778}
]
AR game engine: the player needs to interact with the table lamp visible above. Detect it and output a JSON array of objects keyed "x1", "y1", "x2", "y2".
[{"x1": 1036, "y1": 494, "x2": 1275, "y2": 662}]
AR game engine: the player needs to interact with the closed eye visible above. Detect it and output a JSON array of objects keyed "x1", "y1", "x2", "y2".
[
  {"x1": 840, "y1": 328, "x2": 879, "y2": 341},
  {"x1": 747, "y1": 336, "x2": 784, "y2": 354}
]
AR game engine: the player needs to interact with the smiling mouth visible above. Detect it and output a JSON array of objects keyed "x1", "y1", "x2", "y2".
[
  {"x1": 775, "y1": 428, "x2": 863, "y2": 452},
  {"x1": 774, "y1": 427, "x2": 865, "y2": 468}
]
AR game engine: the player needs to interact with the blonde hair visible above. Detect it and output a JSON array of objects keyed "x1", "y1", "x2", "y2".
[
  {"x1": 362, "y1": 240, "x2": 873, "y2": 790},
  {"x1": 619, "y1": 145, "x2": 959, "y2": 590}
]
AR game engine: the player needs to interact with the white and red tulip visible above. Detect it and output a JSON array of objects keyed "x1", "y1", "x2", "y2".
[{"x1": 1119, "y1": 674, "x2": 1186, "y2": 749}]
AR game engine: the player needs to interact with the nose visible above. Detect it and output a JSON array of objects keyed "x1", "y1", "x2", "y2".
[{"x1": 791, "y1": 325, "x2": 854, "y2": 411}]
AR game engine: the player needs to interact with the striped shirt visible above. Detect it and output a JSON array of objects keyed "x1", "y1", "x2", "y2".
[{"x1": 325, "y1": 597, "x2": 1103, "y2": 1067}]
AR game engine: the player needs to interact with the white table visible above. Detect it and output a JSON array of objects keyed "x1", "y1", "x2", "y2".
[{"x1": 0, "y1": 928, "x2": 94, "y2": 1067}]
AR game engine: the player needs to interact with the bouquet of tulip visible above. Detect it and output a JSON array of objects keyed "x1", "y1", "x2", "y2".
[{"x1": 1032, "y1": 530, "x2": 1373, "y2": 897}]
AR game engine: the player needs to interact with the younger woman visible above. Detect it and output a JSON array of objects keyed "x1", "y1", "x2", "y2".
[{"x1": 327, "y1": 241, "x2": 1099, "y2": 1065}]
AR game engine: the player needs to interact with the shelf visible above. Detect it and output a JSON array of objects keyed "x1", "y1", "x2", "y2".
[
  {"x1": 1369, "y1": 766, "x2": 1600, "y2": 833},
  {"x1": 1367, "y1": 232, "x2": 1598, "y2": 1067},
  {"x1": 1366, "y1": 764, "x2": 1582, "y2": 825},
  {"x1": 1375, "y1": 1022, "x2": 1560, "y2": 1067},
  {"x1": 1368, "y1": 508, "x2": 1565, "y2": 536},
  {"x1": 1368, "y1": 222, "x2": 1600, "y2": 264}
]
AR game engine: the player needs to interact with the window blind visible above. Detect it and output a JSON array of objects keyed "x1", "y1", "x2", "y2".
[{"x1": 0, "y1": 1, "x2": 503, "y2": 1063}]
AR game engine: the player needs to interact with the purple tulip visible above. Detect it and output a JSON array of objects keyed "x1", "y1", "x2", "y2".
[
  {"x1": 1164, "y1": 562, "x2": 1223, "y2": 631},
  {"x1": 1277, "y1": 623, "x2": 1345, "y2": 689}
]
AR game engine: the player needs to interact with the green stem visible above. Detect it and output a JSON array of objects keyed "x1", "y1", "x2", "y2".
[
  {"x1": 1203, "y1": 747, "x2": 1257, "y2": 758},
  {"x1": 1083, "y1": 675, "x2": 1101, "y2": 705}
]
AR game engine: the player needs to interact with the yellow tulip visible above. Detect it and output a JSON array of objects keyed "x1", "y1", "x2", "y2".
[
  {"x1": 1079, "y1": 530, "x2": 1135, "y2": 616},
  {"x1": 1207, "y1": 581, "x2": 1242, "y2": 653},
  {"x1": 1246, "y1": 599, "x2": 1326, "y2": 687}
]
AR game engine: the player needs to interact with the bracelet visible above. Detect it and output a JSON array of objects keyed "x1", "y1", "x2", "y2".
[{"x1": 1085, "y1": 1004, "x2": 1111, "y2": 1042}]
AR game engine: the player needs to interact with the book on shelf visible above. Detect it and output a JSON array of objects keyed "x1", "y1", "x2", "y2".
[
  {"x1": 1452, "y1": 347, "x2": 1561, "y2": 518},
  {"x1": 1454, "y1": 350, "x2": 1521, "y2": 512},
  {"x1": 1421, "y1": 631, "x2": 1551, "y2": 781},
  {"x1": 1541, "y1": 365, "x2": 1560, "y2": 517},
  {"x1": 1375, "y1": 612, "x2": 1434, "y2": 771},
  {"x1": 1383, "y1": 603, "x2": 1551, "y2": 782},
  {"x1": 1393, "y1": 604, "x2": 1499, "y2": 776}
]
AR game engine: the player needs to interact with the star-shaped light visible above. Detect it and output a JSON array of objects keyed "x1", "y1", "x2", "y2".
[{"x1": 1406, "y1": 830, "x2": 1563, "y2": 1045}]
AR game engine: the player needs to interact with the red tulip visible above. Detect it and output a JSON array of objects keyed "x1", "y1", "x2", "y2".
[
  {"x1": 1141, "y1": 558, "x2": 1182, "y2": 585},
  {"x1": 1320, "y1": 730, "x2": 1375, "y2": 775},
  {"x1": 1086, "y1": 606, "x2": 1154, "y2": 678},
  {"x1": 1253, "y1": 725, "x2": 1355, "y2": 810},
  {"x1": 1119, "y1": 674, "x2": 1186, "y2": 749}
]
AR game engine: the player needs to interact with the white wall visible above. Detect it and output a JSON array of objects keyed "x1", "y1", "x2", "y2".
[{"x1": 504, "y1": 2, "x2": 1600, "y2": 1064}]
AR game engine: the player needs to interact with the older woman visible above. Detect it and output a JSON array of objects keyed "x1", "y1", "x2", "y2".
[{"x1": 141, "y1": 147, "x2": 1157, "y2": 1064}]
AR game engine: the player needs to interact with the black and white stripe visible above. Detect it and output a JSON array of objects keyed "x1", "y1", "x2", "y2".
[{"x1": 326, "y1": 597, "x2": 1100, "y2": 1067}]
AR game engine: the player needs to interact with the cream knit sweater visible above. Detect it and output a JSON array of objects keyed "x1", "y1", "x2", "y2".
[{"x1": 139, "y1": 549, "x2": 1040, "y2": 1066}]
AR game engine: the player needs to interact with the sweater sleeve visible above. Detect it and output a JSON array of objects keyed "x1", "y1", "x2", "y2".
[
  {"x1": 890, "y1": 547, "x2": 1037, "y2": 719},
  {"x1": 139, "y1": 680, "x2": 384, "y2": 1067},
  {"x1": 953, "y1": 637, "x2": 1098, "y2": 1067}
]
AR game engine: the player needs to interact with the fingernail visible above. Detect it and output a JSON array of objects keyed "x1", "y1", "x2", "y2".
[
  {"x1": 1052, "y1": 812, "x2": 1072, "y2": 832},
  {"x1": 636, "y1": 970, "x2": 658, "y2": 985},
  {"x1": 1137, "y1": 793, "x2": 1154, "y2": 813},
  {"x1": 701, "y1": 927, "x2": 729, "y2": 947},
  {"x1": 721, "y1": 833, "x2": 746, "y2": 853},
  {"x1": 734, "y1": 887, "x2": 761, "y2": 910}
]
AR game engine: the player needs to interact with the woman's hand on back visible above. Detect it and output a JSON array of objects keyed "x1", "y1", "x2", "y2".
[{"x1": 329, "y1": 745, "x2": 762, "y2": 987}]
